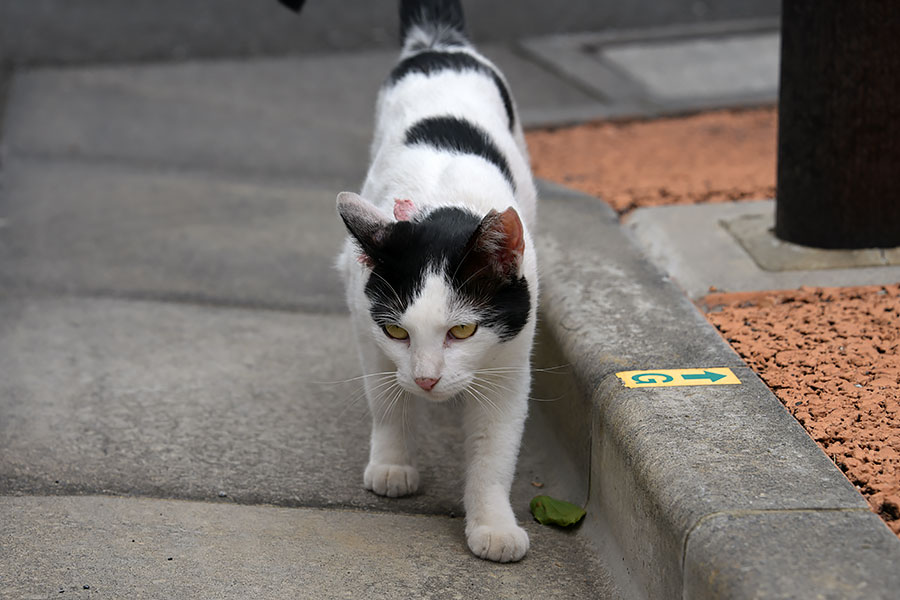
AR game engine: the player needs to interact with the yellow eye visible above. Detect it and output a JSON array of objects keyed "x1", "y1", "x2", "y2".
[
  {"x1": 383, "y1": 324, "x2": 409, "y2": 340},
  {"x1": 449, "y1": 323, "x2": 478, "y2": 340}
]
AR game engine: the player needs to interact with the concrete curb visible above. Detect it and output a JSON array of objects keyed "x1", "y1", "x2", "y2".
[{"x1": 534, "y1": 180, "x2": 900, "y2": 599}]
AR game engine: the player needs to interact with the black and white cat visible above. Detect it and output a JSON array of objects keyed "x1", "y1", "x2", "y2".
[{"x1": 336, "y1": 0, "x2": 538, "y2": 562}]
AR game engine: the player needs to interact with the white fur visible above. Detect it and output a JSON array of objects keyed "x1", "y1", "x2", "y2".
[{"x1": 337, "y1": 40, "x2": 538, "y2": 563}]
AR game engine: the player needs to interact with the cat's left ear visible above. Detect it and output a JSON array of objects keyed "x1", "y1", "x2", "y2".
[
  {"x1": 336, "y1": 192, "x2": 391, "y2": 266},
  {"x1": 461, "y1": 207, "x2": 526, "y2": 279}
]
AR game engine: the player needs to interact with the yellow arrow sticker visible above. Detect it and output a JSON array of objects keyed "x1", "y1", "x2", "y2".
[{"x1": 616, "y1": 368, "x2": 741, "y2": 388}]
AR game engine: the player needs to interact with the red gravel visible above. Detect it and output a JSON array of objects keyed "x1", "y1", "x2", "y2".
[
  {"x1": 527, "y1": 107, "x2": 777, "y2": 214},
  {"x1": 527, "y1": 109, "x2": 900, "y2": 536},
  {"x1": 702, "y1": 286, "x2": 900, "y2": 535}
]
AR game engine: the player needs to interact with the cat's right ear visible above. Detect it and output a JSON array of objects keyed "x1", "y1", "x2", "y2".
[{"x1": 336, "y1": 192, "x2": 391, "y2": 267}]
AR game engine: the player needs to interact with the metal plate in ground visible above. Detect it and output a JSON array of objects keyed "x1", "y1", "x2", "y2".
[
  {"x1": 625, "y1": 200, "x2": 900, "y2": 299},
  {"x1": 520, "y1": 22, "x2": 781, "y2": 117},
  {"x1": 721, "y1": 211, "x2": 900, "y2": 271},
  {"x1": 602, "y1": 32, "x2": 780, "y2": 102}
]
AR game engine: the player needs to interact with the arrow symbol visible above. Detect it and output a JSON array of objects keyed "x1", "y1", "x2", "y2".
[{"x1": 681, "y1": 370, "x2": 726, "y2": 383}]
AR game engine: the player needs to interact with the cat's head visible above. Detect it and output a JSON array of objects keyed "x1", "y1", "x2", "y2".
[{"x1": 338, "y1": 192, "x2": 531, "y2": 402}]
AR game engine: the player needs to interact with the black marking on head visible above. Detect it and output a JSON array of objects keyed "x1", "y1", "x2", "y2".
[
  {"x1": 389, "y1": 51, "x2": 515, "y2": 131},
  {"x1": 457, "y1": 272, "x2": 531, "y2": 342},
  {"x1": 404, "y1": 117, "x2": 515, "y2": 190},
  {"x1": 363, "y1": 207, "x2": 478, "y2": 326},
  {"x1": 363, "y1": 207, "x2": 530, "y2": 342},
  {"x1": 451, "y1": 208, "x2": 529, "y2": 341}
]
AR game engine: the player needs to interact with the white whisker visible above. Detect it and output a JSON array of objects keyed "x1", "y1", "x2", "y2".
[
  {"x1": 348, "y1": 375, "x2": 398, "y2": 407},
  {"x1": 528, "y1": 395, "x2": 564, "y2": 402},
  {"x1": 313, "y1": 371, "x2": 397, "y2": 385},
  {"x1": 453, "y1": 263, "x2": 492, "y2": 293},
  {"x1": 338, "y1": 376, "x2": 396, "y2": 422},
  {"x1": 368, "y1": 270, "x2": 405, "y2": 314},
  {"x1": 379, "y1": 384, "x2": 406, "y2": 425},
  {"x1": 465, "y1": 384, "x2": 504, "y2": 419},
  {"x1": 474, "y1": 364, "x2": 570, "y2": 375},
  {"x1": 472, "y1": 374, "x2": 562, "y2": 403},
  {"x1": 470, "y1": 377, "x2": 517, "y2": 397}
]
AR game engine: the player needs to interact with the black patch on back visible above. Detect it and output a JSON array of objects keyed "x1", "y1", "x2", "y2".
[
  {"x1": 363, "y1": 207, "x2": 530, "y2": 342},
  {"x1": 389, "y1": 51, "x2": 516, "y2": 130},
  {"x1": 404, "y1": 117, "x2": 515, "y2": 190}
]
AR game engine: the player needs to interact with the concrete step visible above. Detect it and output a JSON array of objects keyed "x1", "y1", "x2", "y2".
[
  {"x1": 2, "y1": 54, "x2": 384, "y2": 182},
  {"x1": 1, "y1": 47, "x2": 600, "y2": 181},
  {"x1": 0, "y1": 291, "x2": 582, "y2": 531},
  {"x1": 1, "y1": 495, "x2": 616, "y2": 599},
  {"x1": 0, "y1": 159, "x2": 346, "y2": 312}
]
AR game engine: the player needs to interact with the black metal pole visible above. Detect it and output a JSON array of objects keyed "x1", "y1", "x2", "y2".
[{"x1": 775, "y1": 0, "x2": 900, "y2": 249}]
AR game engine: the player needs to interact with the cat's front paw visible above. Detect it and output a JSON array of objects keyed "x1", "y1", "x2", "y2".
[
  {"x1": 466, "y1": 523, "x2": 529, "y2": 563},
  {"x1": 364, "y1": 463, "x2": 419, "y2": 497}
]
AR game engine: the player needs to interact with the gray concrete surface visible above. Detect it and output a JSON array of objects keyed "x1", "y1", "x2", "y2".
[
  {"x1": 626, "y1": 200, "x2": 900, "y2": 299},
  {"x1": 0, "y1": 293, "x2": 569, "y2": 522},
  {"x1": 520, "y1": 19, "x2": 780, "y2": 117},
  {"x1": 3, "y1": 54, "x2": 385, "y2": 182},
  {"x1": 536, "y1": 184, "x2": 900, "y2": 599},
  {"x1": 2, "y1": 46, "x2": 600, "y2": 180},
  {"x1": 602, "y1": 32, "x2": 779, "y2": 102},
  {"x1": 0, "y1": 0, "x2": 780, "y2": 66},
  {"x1": 0, "y1": 160, "x2": 346, "y2": 310},
  {"x1": 1, "y1": 496, "x2": 615, "y2": 599},
  {"x1": 0, "y1": 160, "x2": 344, "y2": 312},
  {"x1": 684, "y1": 510, "x2": 900, "y2": 600}
]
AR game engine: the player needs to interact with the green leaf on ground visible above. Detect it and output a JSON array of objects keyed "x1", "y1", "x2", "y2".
[{"x1": 530, "y1": 495, "x2": 586, "y2": 527}]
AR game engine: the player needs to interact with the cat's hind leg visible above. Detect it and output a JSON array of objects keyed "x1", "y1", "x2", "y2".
[{"x1": 361, "y1": 345, "x2": 419, "y2": 498}]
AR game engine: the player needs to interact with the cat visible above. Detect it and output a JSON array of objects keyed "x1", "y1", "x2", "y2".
[{"x1": 336, "y1": 0, "x2": 538, "y2": 563}]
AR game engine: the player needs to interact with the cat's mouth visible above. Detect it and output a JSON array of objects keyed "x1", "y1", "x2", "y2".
[
  {"x1": 403, "y1": 378, "x2": 462, "y2": 403},
  {"x1": 409, "y1": 386, "x2": 455, "y2": 403}
]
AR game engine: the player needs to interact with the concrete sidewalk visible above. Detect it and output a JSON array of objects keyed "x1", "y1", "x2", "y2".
[{"x1": 3, "y1": 15, "x2": 900, "y2": 600}]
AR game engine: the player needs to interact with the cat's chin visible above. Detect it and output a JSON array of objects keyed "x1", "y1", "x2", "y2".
[{"x1": 404, "y1": 384, "x2": 461, "y2": 403}]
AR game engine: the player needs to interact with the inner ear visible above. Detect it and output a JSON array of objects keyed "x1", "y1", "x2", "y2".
[
  {"x1": 336, "y1": 192, "x2": 392, "y2": 262},
  {"x1": 459, "y1": 207, "x2": 525, "y2": 280}
]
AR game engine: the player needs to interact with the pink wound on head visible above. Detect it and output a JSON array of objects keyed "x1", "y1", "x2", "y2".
[{"x1": 393, "y1": 198, "x2": 415, "y2": 221}]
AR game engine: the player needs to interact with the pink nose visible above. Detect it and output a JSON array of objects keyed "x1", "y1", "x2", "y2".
[{"x1": 415, "y1": 377, "x2": 440, "y2": 391}]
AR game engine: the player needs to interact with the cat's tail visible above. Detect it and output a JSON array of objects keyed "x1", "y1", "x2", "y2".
[{"x1": 399, "y1": 0, "x2": 469, "y2": 51}]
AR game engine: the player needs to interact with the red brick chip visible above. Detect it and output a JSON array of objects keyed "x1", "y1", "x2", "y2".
[
  {"x1": 527, "y1": 107, "x2": 777, "y2": 215},
  {"x1": 703, "y1": 285, "x2": 900, "y2": 535}
]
